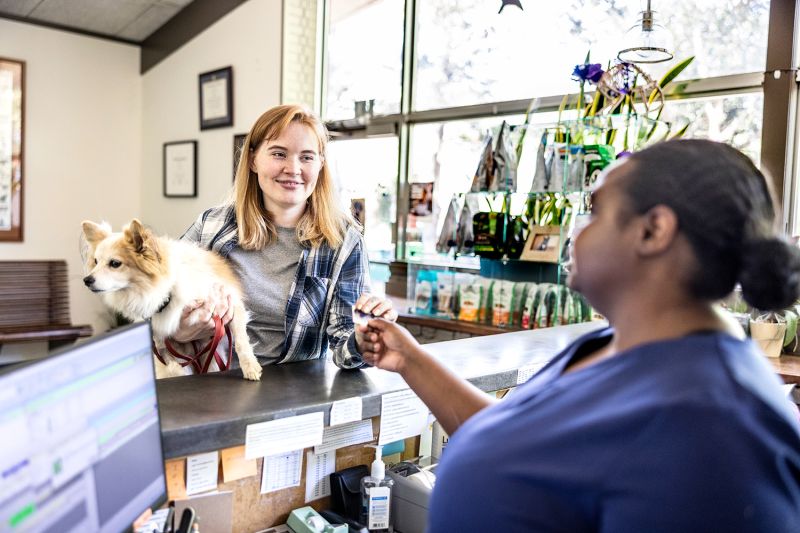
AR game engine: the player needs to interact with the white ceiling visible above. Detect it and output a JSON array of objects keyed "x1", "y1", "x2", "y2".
[{"x1": 0, "y1": 0, "x2": 195, "y2": 42}]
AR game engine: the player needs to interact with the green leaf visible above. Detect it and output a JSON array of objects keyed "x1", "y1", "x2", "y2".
[
  {"x1": 783, "y1": 310, "x2": 798, "y2": 347},
  {"x1": 649, "y1": 56, "x2": 695, "y2": 104},
  {"x1": 668, "y1": 121, "x2": 691, "y2": 140}
]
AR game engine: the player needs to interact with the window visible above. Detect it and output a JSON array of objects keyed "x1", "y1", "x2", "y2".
[
  {"x1": 321, "y1": 0, "x2": 774, "y2": 262},
  {"x1": 328, "y1": 136, "x2": 398, "y2": 262},
  {"x1": 414, "y1": 0, "x2": 769, "y2": 111},
  {"x1": 324, "y1": 0, "x2": 404, "y2": 120}
]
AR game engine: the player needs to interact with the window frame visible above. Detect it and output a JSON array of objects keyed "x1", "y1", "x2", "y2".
[{"x1": 320, "y1": 0, "x2": 790, "y2": 260}]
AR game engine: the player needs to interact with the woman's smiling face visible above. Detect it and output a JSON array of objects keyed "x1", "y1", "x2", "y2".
[{"x1": 250, "y1": 121, "x2": 323, "y2": 216}]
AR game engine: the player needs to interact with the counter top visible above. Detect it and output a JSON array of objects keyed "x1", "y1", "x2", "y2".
[{"x1": 156, "y1": 322, "x2": 602, "y2": 458}]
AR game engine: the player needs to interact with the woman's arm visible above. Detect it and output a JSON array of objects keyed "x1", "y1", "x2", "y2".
[{"x1": 360, "y1": 319, "x2": 495, "y2": 435}]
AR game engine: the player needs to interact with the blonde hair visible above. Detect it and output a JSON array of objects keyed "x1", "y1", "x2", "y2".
[{"x1": 233, "y1": 104, "x2": 352, "y2": 249}]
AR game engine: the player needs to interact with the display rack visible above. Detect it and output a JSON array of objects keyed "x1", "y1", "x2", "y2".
[{"x1": 403, "y1": 114, "x2": 670, "y2": 330}]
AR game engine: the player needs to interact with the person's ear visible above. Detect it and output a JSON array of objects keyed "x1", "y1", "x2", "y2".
[
  {"x1": 248, "y1": 149, "x2": 257, "y2": 173},
  {"x1": 636, "y1": 204, "x2": 679, "y2": 256}
]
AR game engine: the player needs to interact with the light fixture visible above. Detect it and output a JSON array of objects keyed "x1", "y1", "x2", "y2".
[{"x1": 617, "y1": 0, "x2": 674, "y2": 64}]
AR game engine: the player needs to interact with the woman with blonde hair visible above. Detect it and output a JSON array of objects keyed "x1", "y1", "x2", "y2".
[{"x1": 170, "y1": 104, "x2": 396, "y2": 370}]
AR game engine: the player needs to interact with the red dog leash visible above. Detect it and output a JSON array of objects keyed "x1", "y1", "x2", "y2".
[{"x1": 153, "y1": 315, "x2": 233, "y2": 374}]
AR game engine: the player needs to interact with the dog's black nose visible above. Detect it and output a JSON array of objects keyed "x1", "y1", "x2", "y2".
[{"x1": 83, "y1": 275, "x2": 95, "y2": 287}]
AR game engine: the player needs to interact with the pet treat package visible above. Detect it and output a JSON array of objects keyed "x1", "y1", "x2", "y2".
[
  {"x1": 457, "y1": 281, "x2": 483, "y2": 322},
  {"x1": 583, "y1": 144, "x2": 616, "y2": 189},
  {"x1": 435, "y1": 272, "x2": 456, "y2": 318},
  {"x1": 456, "y1": 195, "x2": 480, "y2": 255},
  {"x1": 565, "y1": 145, "x2": 584, "y2": 191},
  {"x1": 520, "y1": 283, "x2": 540, "y2": 329},
  {"x1": 491, "y1": 280, "x2": 516, "y2": 327},
  {"x1": 530, "y1": 132, "x2": 549, "y2": 193},
  {"x1": 414, "y1": 270, "x2": 437, "y2": 315},
  {"x1": 512, "y1": 282, "x2": 532, "y2": 326},
  {"x1": 471, "y1": 134, "x2": 494, "y2": 192},
  {"x1": 479, "y1": 277, "x2": 495, "y2": 323},
  {"x1": 436, "y1": 196, "x2": 460, "y2": 254},
  {"x1": 489, "y1": 121, "x2": 518, "y2": 192}
]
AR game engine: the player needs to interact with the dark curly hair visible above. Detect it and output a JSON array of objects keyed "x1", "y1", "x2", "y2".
[{"x1": 621, "y1": 139, "x2": 800, "y2": 311}]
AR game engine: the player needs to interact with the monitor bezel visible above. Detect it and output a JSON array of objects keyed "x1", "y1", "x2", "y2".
[{"x1": 0, "y1": 320, "x2": 169, "y2": 531}]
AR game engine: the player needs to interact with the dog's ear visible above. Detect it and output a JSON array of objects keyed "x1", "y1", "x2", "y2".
[
  {"x1": 125, "y1": 219, "x2": 148, "y2": 254},
  {"x1": 124, "y1": 219, "x2": 161, "y2": 260},
  {"x1": 81, "y1": 220, "x2": 111, "y2": 244}
]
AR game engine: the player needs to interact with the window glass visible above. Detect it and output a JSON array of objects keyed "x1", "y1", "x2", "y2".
[
  {"x1": 414, "y1": 0, "x2": 769, "y2": 111},
  {"x1": 660, "y1": 92, "x2": 764, "y2": 164},
  {"x1": 324, "y1": 0, "x2": 404, "y2": 120},
  {"x1": 328, "y1": 136, "x2": 399, "y2": 262}
]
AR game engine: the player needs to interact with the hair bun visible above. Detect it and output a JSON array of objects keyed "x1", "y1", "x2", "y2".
[{"x1": 740, "y1": 237, "x2": 800, "y2": 311}]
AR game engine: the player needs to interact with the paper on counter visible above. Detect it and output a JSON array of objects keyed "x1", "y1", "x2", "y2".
[
  {"x1": 378, "y1": 389, "x2": 429, "y2": 445},
  {"x1": 330, "y1": 397, "x2": 362, "y2": 426},
  {"x1": 221, "y1": 445, "x2": 258, "y2": 483},
  {"x1": 315, "y1": 419, "x2": 374, "y2": 455},
  {"x1": 305, "y1": 450, "x2": 335, "y2": 502},
  {"x1": 165, "y1": 458, "x2": 187, "y2": 500},
  {"x1": 185, "y1": 451, "x2": 219, "y2": 496},
  {"x1": 517, "y1": 361, "x2": 549, "y2": 385},
  {"x1": 245, "y1": 412, "x2": 324, "y2": 459},
  {"x1": 260, "y1": 449, "x2": 303, "y2": 494}
]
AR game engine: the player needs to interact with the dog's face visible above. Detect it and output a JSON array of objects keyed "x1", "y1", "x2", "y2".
[{"x1": 81, "y1": 219, "x2": 166, "y2": 294}]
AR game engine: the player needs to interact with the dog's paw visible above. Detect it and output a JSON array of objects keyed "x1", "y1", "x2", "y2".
[{"x1": 240, "y1": 359, "x2": 262, "y2": 381}]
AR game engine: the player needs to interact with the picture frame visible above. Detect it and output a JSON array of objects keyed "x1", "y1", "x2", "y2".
[
  {"x1": 0, "y1": 57, "x2": 25, "y2": 242},
  {"x1": 233, "y1": 133, "x2": 247, "y2": 181},
  {"x1": 198, "y1": 66, "x2": 233, "y2": 130},
  {"x1": 163, "y1": 140, "x2": 197, "y2": 198},
  {"x1": 520, "y1": 225, "x2": 562, "y2": 263}
]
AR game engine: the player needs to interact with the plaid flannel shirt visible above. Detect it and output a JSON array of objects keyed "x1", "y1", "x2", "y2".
[{"x1": 181, "y1": 204, "x2": 369, "y2": 369}]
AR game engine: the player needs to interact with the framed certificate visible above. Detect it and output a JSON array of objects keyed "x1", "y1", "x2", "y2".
[
  {"x1": 0, "y1": 57, "x2": 24, "y2": 241},
  {"x1": 199, "y1": 66, "x2": 233, "y2": 130},
  {"x1": 163, "y1": 140, "x2": 197, "y2": 198}
]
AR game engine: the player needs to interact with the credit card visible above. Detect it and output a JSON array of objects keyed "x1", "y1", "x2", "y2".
[{"x1": 352, "y1": 308, "x2": 374, "y2": 325}]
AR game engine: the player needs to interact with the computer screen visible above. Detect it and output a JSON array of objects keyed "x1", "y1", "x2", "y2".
[{"x1": 0, "y1": 321, "x2": 166, "y2": 533}]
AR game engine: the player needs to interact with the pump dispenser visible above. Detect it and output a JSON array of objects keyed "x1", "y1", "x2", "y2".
[{"x1": 360, "y1": 444, "x2": 394, "y2": 532}]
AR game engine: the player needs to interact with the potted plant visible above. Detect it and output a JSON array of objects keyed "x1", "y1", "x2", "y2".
[{"x1": 750, "y1": 304, "x2": 800, "y2": 358}]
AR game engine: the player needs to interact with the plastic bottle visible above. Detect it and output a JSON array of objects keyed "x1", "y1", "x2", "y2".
[{"x1": 360, "y1": 444, "x2": 394, "y2": 532}]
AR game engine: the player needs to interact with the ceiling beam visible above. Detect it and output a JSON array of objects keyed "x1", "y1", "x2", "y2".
[{"x1": 140, "y1": 0, "x2": 249, "y2": 74}]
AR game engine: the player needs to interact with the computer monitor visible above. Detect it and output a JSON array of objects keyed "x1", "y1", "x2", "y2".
[{"x1": 0, "y1": 321, "x2": 166, "y2": 533}]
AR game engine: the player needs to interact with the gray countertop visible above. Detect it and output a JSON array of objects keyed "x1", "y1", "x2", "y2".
[{"x1": 156, "y1": 321, "x2": 604, "y2": 458}]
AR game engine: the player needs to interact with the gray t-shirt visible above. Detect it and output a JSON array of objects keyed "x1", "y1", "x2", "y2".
[{"x1": 227, "y1": 226, "x2": 304, "y2": 364}]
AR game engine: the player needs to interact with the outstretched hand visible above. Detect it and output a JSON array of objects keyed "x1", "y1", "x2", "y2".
[{"x1": 358, "y1": 318, "x2": 421, "y2": 373}]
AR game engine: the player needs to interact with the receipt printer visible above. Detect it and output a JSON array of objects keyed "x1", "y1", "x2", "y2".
[{"x1": 386, "y1": 459, "x2": 438, "y2": 533}]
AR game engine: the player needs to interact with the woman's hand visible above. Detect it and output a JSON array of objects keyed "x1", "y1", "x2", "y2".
[
  {"x1": 358, "y1": 318, "x2": 421, "y2": 374},
  {"x1": 354, "y1": 293, "x2": 398, "y2": 322},
  {"x1": 170, "y1": 284, "x2": 234, "y2": 343},
  {"x1": 353, "y1": 294, "x2": 398, "y2": 355}
]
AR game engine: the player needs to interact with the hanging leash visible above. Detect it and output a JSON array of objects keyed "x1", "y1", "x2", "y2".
[{"x1": 153, "y1": 315, "x2": 233, "y2": 374}]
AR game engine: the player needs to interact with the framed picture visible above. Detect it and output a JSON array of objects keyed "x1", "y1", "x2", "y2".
[
  {"x1": 198, "y1": 66, "x2": 233, "y2": 130},
  {"x1": 233, "y1": 133, "x2": 247, "y2": 181},
  {"x1": 409, "y1": 182, "x2": 434, "y2": 217},
  {"x1": 0, "y1": 57, "x2": 24, "y2": 242},
  {"x1": 351, "y1": 198, "x2": 366, "y2": 231},
  {"x1": 163, "y1": 141, "x2": 197, "y2": 198},
  {"x1": 520, "y1": 225, "x2": 562, "y2": 263}
]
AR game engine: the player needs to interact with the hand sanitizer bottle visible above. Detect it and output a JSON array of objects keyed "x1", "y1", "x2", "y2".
[{"x1": 361, "y1": 444, "x2": 394, "y2": 532}]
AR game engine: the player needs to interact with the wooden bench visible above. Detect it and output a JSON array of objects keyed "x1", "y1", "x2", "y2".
[{"x1": 0, "y1": 260, "x2": 92, "y2": 350}]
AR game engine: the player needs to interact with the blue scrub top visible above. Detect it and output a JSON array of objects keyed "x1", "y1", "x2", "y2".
[{"x1": 428, "y1": 327, "x2": 800, "y2": 533}]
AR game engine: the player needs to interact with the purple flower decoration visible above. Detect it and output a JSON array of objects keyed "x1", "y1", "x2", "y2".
[{"x1": 572, "y1": 63, "x2": 604, "y2": 84}]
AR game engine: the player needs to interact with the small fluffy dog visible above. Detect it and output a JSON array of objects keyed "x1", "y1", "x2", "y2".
[{"x1": 81, "y1": 219, "x2": 262, "y2": 381}]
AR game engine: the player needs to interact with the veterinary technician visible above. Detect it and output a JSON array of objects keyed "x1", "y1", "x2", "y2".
[
  {"x1": 171, "y1": 104, "x2": 396, "y2": 368},
  {"x1": 360, "y1": 140, "x2": 800, "y2": 532}
]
